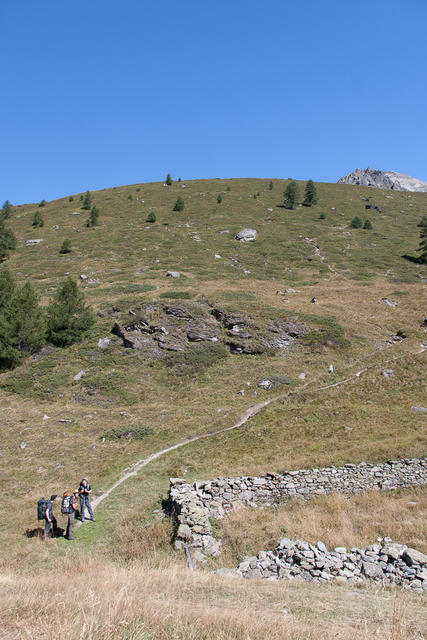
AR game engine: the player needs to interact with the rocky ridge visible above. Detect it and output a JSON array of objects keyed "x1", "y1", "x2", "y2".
[
  {"x1": 111, "y1": 300, "x2": 308, "y2": 356},
  {"x1": 338, "y1": 167, "x2": 427, "y2": 192}
]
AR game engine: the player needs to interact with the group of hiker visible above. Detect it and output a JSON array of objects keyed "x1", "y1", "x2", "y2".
[{"x1": 38, "y1": 478, "x2": 95, "y2": 541}]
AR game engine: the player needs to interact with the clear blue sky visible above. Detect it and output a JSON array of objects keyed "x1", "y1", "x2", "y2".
[{"x1": 1, "y1": 0, "x2": 426, "y2": 205}]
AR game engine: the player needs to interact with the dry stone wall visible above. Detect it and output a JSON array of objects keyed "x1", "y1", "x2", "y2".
[{"x1": 169, "y1": 458, "x2": 427, "y2": 579}]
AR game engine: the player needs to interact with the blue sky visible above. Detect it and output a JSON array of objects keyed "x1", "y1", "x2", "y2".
[{"x1": 1, "y1": 0, "x2": 426, "y2": 204}]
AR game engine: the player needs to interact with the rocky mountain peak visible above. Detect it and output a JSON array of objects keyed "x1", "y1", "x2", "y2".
[{"x1": 337, "y1": 167, "x2": 427, "y2": 192}]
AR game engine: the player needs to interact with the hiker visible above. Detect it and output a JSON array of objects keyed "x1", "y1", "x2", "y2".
[
  {"x1": 66, "y1": 491, "x2": 79, "y2": 540},
  {"x1": 44, "y1": 495, "x2": 58, "y2": 540},
  {"x1": 79, "y1": 478, "x2": 96, "y2": 522}
]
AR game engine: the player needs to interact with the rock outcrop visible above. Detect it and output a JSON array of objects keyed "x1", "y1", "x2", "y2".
[{"x1": 338, "y1": 168, "x2": 427, "y2": 192}]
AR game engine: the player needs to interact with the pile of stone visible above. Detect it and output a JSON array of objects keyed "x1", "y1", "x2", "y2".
[{"x1": 231, "y1": 539, "x2": 426, "y2": 592}]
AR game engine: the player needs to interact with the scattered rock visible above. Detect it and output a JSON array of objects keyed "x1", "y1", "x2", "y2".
[
  {"x1": 298, "y1": 373, "x2": 306, "y2": 380},
  {"x1": 59, "y1": 419, "x2": 72, "y2": 423},
  {"x1": 402, "y1": 548, "x2": 427, "y2": 566},
  {"x1": 53, "y1": 225, "x2": 59, "y2": 230},
  {"x1": 235, "y1": 228, "x2": 257, "y2": 242},
  {"x1": 237, "y1": 389, "x2": 245, "y2": 396},
  {"x1": 73, "y1": 370, "x2": 85, "y2": 381},
  {"x1": 25, "y1": 239, "x2": 42, "y2": 246},
  {"x1": 382, "y1": 369, "x2": 395, "y2": 378},
  {"x1": 328, "y1": 364, "x2": 334, "y2": 374},
  {"x1": 166, "y1": 271, "x2": 180, "y2": 278},
  {"x1": 42, "y1": 415, "x2": 50, "y2": 421},
  {"x1": 258, "y1": 378, "x2": 273, "y2": 390},
  {"x1": 214, "y1": 254, "x2": 222, "y2": 259},
  {"x1": 80, "y1": 274, "x2": 88, "y2": 280},
  {"x1": 381, "y1": 298, "x2": 398, "y2": 307},
  {"x1": 411, "y1": 406, "x2": 427, "y2": 413},
  {"x1": 311, "y1": 297, "x2": 317, "y2": 303},
  {"x1": 69, "y1": 211, "x2": 81, "y2": 215},
  {"x1": 97, "y1": 337, "x2": 111, "y2": 349},
  {"x1": 20, "y1": 442, "x2": 27, "y2": 449}
]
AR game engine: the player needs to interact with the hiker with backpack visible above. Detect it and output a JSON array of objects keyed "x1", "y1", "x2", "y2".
[
  {"x1": 79, "y1": 478, "x2": 96, "y2": 522},
  {"x1": 62, "y1": 490, "x2": 79, "y2": 540},
  {"x1": 43, "y1": 495, "x2": 58, "y2": 540}
]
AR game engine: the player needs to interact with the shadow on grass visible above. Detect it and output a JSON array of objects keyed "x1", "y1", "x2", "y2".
[{"x1": 402, "y1": 254, "x2": 422, "y2": 264}]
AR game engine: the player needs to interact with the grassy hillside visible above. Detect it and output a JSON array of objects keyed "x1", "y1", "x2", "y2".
[{"x1": 0, "y1": 178, "x2": 426, "y2": 638}]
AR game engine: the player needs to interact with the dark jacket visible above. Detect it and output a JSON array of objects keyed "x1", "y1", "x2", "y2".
[
  {"x1": 79, "y1": 480, "x2": 91, "y2": 496},
  {"x1": 45, "y1": 500, "x2": 53, "y2": 521}
]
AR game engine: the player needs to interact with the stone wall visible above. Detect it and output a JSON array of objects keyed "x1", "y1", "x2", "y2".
[{"x1": 169, "y1": 458, "x2": 427, "y2": 563}]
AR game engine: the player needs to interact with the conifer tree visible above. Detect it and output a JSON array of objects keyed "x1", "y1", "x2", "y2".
[
  {"x1": 46, "y1": 277, "x2": 95, "y2": 347},
  {"x1": 0, "y1": 276, "x2": 46, "y2": 370},
  {"x1": 81, "y1": 191, "x2": 92, "y2": 210},
  {"x1": 0, "y1": 266, "x2": 15, "y2": 310},
  {"x1": 303, "y1": 180, "x2": 318, "y2": 206},
  {"x1": 32, "y1": 210, "x2": 44, "y2": 227},
  {"x1": 351, "y1": 216, "x2": 362, "y2": 228},
  {"x1": 0, "y1": 219, "x2": 17, "y2": 261},
  {"x1": 363, "y1": 219, "x2": 373, "y2": 229},
  {"x1": 146, "y1": 211, "x2": 156, "y2": 223},
  {"x1": 1, "y1": 200, "x2": 12, "y2": 219},
  {"x1": 283, "y1": 181, "x2": 299, "y2": 209},
  {"x1": 217, "y1": 194, "x2": 223, "y2": 204},
  {"x1": 166, "y1": 173, "x2": 172, "y2": 186},
  {"x1": 418, "y1": 219, "x2": 427, "y2": 264},
  {"x1": 86, "y1": 205, "x2": 99, "y2": 227},
  {"x1": 269, "y1": 181, "x2": 273, "y2": 190},
  {"x1": 173, "y1": 196, "x2": 184, "y2": 211},
  {"x1": 417, "y1": 215, "x2": 427, "y2": 227},
  {"x1": 59, "y1": 239, "x2": 72, "y2": 254},
  {"x1": 38, "y1": 199, "x2": 46, "y2": 207}
]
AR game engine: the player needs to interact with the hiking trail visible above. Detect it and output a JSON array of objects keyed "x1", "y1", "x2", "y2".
[{"x1": 89, "y1": 343, "x2": 426, "y2": 515}]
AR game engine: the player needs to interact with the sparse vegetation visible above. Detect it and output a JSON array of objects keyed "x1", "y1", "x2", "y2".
[{"x1": 103, "y1": 425, "x2": 153, "y2": 440}]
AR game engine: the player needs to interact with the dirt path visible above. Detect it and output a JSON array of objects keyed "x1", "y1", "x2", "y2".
[{"x1": 88, "y1": 343, "x2": 426, "y2": 515}]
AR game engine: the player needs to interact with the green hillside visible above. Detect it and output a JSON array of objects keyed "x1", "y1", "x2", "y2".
[{"x1": 0, "y1": 178, "x2": 426, "y2": 637}]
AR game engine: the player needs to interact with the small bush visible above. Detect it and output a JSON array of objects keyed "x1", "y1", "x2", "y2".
[
  {"x1": 303, "y1": 316, "x2": 349, "y2": 350},
  {"x1": 59, "y1": 239, "x2": 72, "y2": 254},
  {"x1": 226, "y1": 185, "x2": 231, "y2": 191},
  {"x1": 351, "y1": 216, "x2": 362, "y2": 228},
  {"x1": 363, "y1": 219, "x2": 373, "y2": 229},
  {"x1": 159, "y1": 291, "x2": 193, "y2": 299},
  {"x1": 319, "y1": 212, "x2": 326, "y2": 220},
  {"x1": 127, "y1": 194, "x2": 133, "y2": 200},
  {"x1": 103, "y1": 425, "x2": 153, "y2": 440},
  {"x1": 217, "y1": 194, "x2": 223, "y2": 204},
  {"x1": 68, "y1": 196, "x2": 74, "y2": 202},
  {"x1": 165, "y1": 173, "x2": 172, "y2": 186},
  {"x1": 164, "y1": 342, "x2": 228, "y2": 376},
  {"x1": 269, "y1": 181, "x2": 273, "y2": 190},
  {"x1": 146, "y1": 211, "x2": 156, "y2": 223}
]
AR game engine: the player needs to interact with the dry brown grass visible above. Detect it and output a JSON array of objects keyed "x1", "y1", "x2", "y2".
[
  {"x1": 215, "y1": 487, "x2": 427, "y2": 566},
  {"x1": 0, "y1": 558, "x2": 425, "y2": 640}
]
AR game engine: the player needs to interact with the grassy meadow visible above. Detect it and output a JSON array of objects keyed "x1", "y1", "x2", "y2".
[{"x1": 0, "y1": 177, "x2": 426, "y2": 638}]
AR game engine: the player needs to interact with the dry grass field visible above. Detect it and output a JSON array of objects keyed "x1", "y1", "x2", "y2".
[{"x1": 0, "y1": 178, "x2": 426, "y2": 637}]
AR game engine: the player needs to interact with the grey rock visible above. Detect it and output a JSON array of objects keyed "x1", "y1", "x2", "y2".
[
  {"x1": 411, "y1": 406, "x2": 427, "y2": 413},
  {"x1": 235, "y1": 228, "x2": 257, "y2": 242},
  {"x1": 69, "y1": 210, "x2": 81, "y2": 215},
  {"x1": 382, "y1": 543, "x2": 407, "y2": 561},
  {"x1": 337, "y1": 168, "x2": 427, "y2": 192},
  {"x1": 258, "y1": 378, "x2": 273, "y2": 390},
  {"x1": 382, "y1": 369, "x2": 395, "y2": 378},
  {"x1": 166, "y1": 271, "x2": 180, "y2": 278},
  {"x1": 80, "y1": 274, "x2": 88, "y2": 280},
  {"x1": 381, "y1": 298, "x2": 398, "y2": 307},
  {"x1": 317, "y1": 541, "x2": 328, "y2": 553},
  {"x1": 362, "y1": 561, "x2": 383, "y2": 578},
  {"x1": 25, "y1": 239, "x2": 42, "y2": 246},
  {"x1": 20, "y1": 441, "x2": 27, "y2": 449},
  {"x1": 73, "y1": 370, "x2": 85, "y2": 381},
  {"x1": 97, "y1": 337, "x2": 111, "y2": 349},
  {"x1": 402, "y1": 548, "x2": 427, "y2": 566}
]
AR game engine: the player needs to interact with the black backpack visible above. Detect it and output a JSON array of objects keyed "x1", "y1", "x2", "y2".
[
  {"x1": 37, "y1": 498, "x2": 47, "y2": 520},
  {"x1": 61, "y1": 491, "x2": 72, "y2": 514}
]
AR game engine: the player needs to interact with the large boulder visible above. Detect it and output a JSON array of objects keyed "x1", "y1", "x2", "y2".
[{"x1": 235, "y1": 228, "x2": 257, "y2": 242}]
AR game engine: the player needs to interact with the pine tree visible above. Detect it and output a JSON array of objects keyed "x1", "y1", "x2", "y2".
[
  {"x1": 418, "y1": 219, "x2": 427, "y2": 264},
  {"x1": 0, "y1": 276, "x2": 46, "y2": 370},
  {"x1": 38, "y1": 199, "x2": 46, "y2": 207},
  {"x1": 166, "y1": 173, "x2": 172, "y2": 186},
  {"x1": 283, "y1": 181, "x2": 299, "y2": 209},
  {"x1": 59, "y1": 239, "x2": 72, "y2": 254},
  {"x1": 0, "y1": 219, "x2": 17, "y2": 261},
  {"x1": 0, "y1": 266, "x2": 15, "y2": 310},
  {"x1": 363, "y1": 219, "x2": 373, "y2": 229},
  {"x1": 146, "y1": 211, "x2": 156, "y2": 223},
  {"x1": 32, "y1": 211, "x2": 44, "y2": 227},
  {"x1": 217, "y1": 194, "x2": 223, "y2": 204},
  {"x1": 173, "y1": 196, "x2": 184, "y2": 211},
  {"x1": 81, "y1": 191, "x2": 92, "y2": 210},
  {"x1": 269, "y1": 181, "x2": 273, "y2": 190},
  {"x1": 46, "y1": 277, "x2": 95, "y2": 347},
  {"x1": 303, "y1": 180, "x2": 318, "y2": 206},
  {"x1": 351, "y1": 216, "x2": 362, "y2": 229},
  {"x1": 86, "y1": 205, "x2": 99, "y2": 227},
  {"x1": 319, "y1": 212, "x2": 326, "y2": 219},
  {"x1": 417, "y1": 215, "x2": 427, "y2": 227},
  {"x1": 1, "y1": 200, "x2": 12, "y2": 219}
]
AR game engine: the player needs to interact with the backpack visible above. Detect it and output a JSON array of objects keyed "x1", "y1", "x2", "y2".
[
  {"x1": 37, "y1": 498, "x2": 47, "y2": 520},
  {"x1": 61, "y1": 491, "x2": 72, "y2": 514}
]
